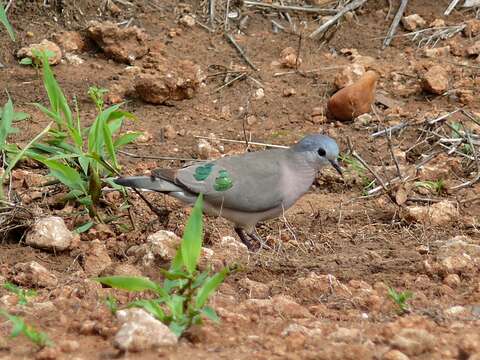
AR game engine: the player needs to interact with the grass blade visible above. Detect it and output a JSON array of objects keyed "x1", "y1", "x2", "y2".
[
  {"x1": 95, "y1": 276, "x2": 165, "y2": 295},
  {"x1": 181, "y1": 194, "x2": 203, "y2": 274},
  {"x1": 0, "y1": 4, "x2": 15, "y2": 42},
  {"x1": 195, "y1": 267, "x2": 229, "y2": 308}
]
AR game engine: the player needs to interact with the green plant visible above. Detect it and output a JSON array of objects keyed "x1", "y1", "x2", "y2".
[
  {"x1": 19, "y1": 49, "x2": 56, "y2": 67},
  {"x1": 451, "y1": 122, "x2": 474, "y2": 156},
  {"x1": 0, "y1": 309, "x2": 52, "y2": 347},
  {"x1": 414, "y1": 179, "x2": 445, "y2": 194},
  {"x1": 104, "y1": 295, "x2": 118, "y2": 315},
  {"x1": 0, "y1": 96, "x2": 50, "y2": 200},
  {"x1": 27, "y1": 51, "x2": 141, "y2": 220},
  {"x1": 388, "y1": 287, "x2": 413, "y2": 315},
  {"x1": 96, "y1": 195, "x2": 231, "y2": 337},
  {"x1": 0, "y1": 2, "x2": 15, "y2": 42},
  {"x1": 3, "y1": 282, "x2": 37, "y2": 305},
  {"x1": 339, "y1": 154, "x2": 374, "y2": 194}
]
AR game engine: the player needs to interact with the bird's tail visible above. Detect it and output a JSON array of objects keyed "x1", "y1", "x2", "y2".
[{"x1": 114, "y1": 176, "x2": 183, "y2": 193}]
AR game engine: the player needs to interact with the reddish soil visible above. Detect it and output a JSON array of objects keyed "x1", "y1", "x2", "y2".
[{"x1": 0, "y1": 0, "x2": 480, "y2": 359}]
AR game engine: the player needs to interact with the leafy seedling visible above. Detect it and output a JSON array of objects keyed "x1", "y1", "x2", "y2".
[
  {"x1": 25, "y1": 50, "x2": 140, "y2": 218},
  {"x1": 0, "y1": 309, "x2": 53, "y2": 348},
  {"x1": 96, "y1": 195, "x2": 232, "y2": 337},
  {"x1": 19, "y1": 49, "x2": 56, "y2": 68},
  {"x1": 388, "y1": 287, "x2": 413, "y2": 315},
  {"x1": 3, "y1": 282, "x2": 37, "y2": 305},
  {"x1": 414, "y1": 179, "x2": 446, "y2": 194}
]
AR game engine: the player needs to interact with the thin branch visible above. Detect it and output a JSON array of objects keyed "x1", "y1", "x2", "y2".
[
  {"x1": 193, "y1": 136, "x2": 288, "y2": 148},
  {"x1": 382, "y1": 0, "x2": 408, "y2": 49},
  {"x1": 309, "y1": 0, "x2": 368, "y2": 39},
  {"x1": 347, "y1": 137, "x2": 388, "y2": 192},
  {"x1": 444, "y1": 0, "x2": 461, "y2": 15},
  {"x1": 243, "y1": 0, "x2": 337, "y2": 14},
  {"x1": 118, "y1": 150, "x2": 197, "y2": 162},
  {"x1": 224, "y1": 32, "x2": 259, "y2": 71}
]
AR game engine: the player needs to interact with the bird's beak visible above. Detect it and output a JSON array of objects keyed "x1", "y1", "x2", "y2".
[{"x1": 329, "y1": 159, "x2": 343, "y2": 176}]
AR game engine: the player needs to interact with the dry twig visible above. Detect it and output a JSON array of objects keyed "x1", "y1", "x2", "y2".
[
  {"x1": 383, "y1": 0, "x2": 408, "y2": 49},
  {"x1": 224, "y1": 33, "x2": 259, "y2": 71}
]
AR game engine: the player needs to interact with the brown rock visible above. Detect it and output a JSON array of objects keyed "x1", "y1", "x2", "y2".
[
  {"x1": 423, "y1": 46, "x2": 450, "y2": 58},
  {"x1": 421, "y1": 65, "x2": 448, "y2": 95},
  {"x1": 327, "y1": 71, "x2": 378, "y2": 121},
  {"x1": 83, "y1": 240, "x2": 112, "y2": 276},
  {"x1": 383, "y1": 349, "x2": 410, "y2": 360},
  {"x1": 52, "y1": 31, "x2": 86, "y2": 52},
  {"x1": 134, "y1": 60, "x2": 204, "y2": 104},
  {"x1": 390, "y1": 328, "x2": 435, "y2": 356},
  {"x1": 239, "y1": 277, "x2": 270, "y2": 299},
  {"x1": 443, "y1": 273, "x2": 461, "y2": 287},
  {"x1": 86, "y1": 21, "x2": 148, "y2": 64},
  {"x1": 459, "y1": 333, "x2": 480, "y2": 357},
  {"x1": 280, "y1": 47, "x2": 302, "y2": 68},
  {"x1": 13, "y1": 261, "x2": 58, "y2": 288},
  {"x1": 25, "y1": 216, "x2": 74, "y2": 251},
  {"x1": 466, "y1": 41, "x2": 480, "y2": 56},
  {"x1": 403, "y1": 200, "x2": 459, "y2": 225},
  {"x1": 333, "y1": 64, "x2": 366, "y2": 90},
  {"x1": 163, "y1": 124, "x2": 177, "y2": 139},
  {"x1": 272, "y1": 295, "x2": 312, "y2": 318},
  {"x1": 402, "y1": 14, "x2": 426, "y2": 31},
  {"x1": 464, "y1": 19, "x2": 480, "y2": 37},
  {"x1": 17, "y1": 39, "x2": 62, "y2": 65},
  {"x1": 429, "y1": 19, "x2": 446, "y2": 28}
]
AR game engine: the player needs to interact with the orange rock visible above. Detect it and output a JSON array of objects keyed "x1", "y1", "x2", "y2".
[{"x1": 327, "y1": 70, "x2": 378, "y2": 121}]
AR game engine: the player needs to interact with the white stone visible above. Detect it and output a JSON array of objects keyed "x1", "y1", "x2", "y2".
[
  {"x1": 26, "y1": 216, "x2": 73, "y2": 251},
  {"x1": 114, "y1": 308, "x2": 177, "y2": 351}
]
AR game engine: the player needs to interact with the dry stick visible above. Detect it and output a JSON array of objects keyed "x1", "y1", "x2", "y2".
[
  {"x1": 193, "y1": 135, "x2": 289, "y2": 148},
  {"x1": 213, "y1": 72, "x2": 247, "y2": 93},
  {"x1": 273, "y1": 65, "x2": 344, "y2": 77},
  {"x1": 382, "y1": 0, "x2": 408, "y2": 49},
  {"x1": 209, "y1": 0, "x2": 215, "y2": 26},
  {"x1": 243, "y1": 0, "x2": 337, "y2": 14},
  {"x1": 452, "y1": 127, "x2": 480, "y2": 190},
  {"x1": 224, "y1": 33, "x2": 259, "y2": 71},
  {"x1": 444, "y1": 0, "x2": 461, "y2": 15},
  {"x1": 118, "y1": 150, "x2": 197, "y2": 162},
  {"x1": 371, "y1": 123, "x2": 408, "y2": 138},
  {"x1": 309, "y1": 0, "x2": 368, "y2": 39},
  {"x1": 5, "y1": 0, "x2": 14, "y2": 12},
  {"x1": 224, "y1": 0, "x2": 230, "y2": 31},
  {"x1": 386, "y1": 128, "x2": 403, "y2": 179},
  {"x1": 427, "y1": 109, "x2": 460, "y2": 125},
  {"x1": 346, "y1": 137, "x2": 389, "y2": 192}
]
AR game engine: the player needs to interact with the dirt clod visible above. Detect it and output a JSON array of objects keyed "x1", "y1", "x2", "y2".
[
  {"x1": 25, "y1": 216, "x2": 74, "y2": 251},
  {"x1": 87, "y1": 21, "x2": 148, "y2": 64}
]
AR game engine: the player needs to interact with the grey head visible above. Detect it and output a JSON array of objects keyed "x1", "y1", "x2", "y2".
[{"x1": 291, "y1": 134, "x2": 342, "y2": 175}]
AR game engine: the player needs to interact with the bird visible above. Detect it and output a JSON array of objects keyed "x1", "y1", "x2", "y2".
[{"x1": 115, "y1": 134, "x2": 341, "y2": 249}]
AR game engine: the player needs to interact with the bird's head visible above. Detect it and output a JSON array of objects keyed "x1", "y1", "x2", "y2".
[{"x1": 291, "y1": 134, "x2": 342, "y2": 175}]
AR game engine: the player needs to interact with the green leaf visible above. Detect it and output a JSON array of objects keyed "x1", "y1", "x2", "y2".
[
  {"x1": 38, "y1": 158, "x2": 87, "y2": 193},
  {"x1": 0, "y1": 4, "x2": 15, "y2": 42},
  {"x1": 169, "y1": 321, "x2": 187, "y2": 338},
  {"x1": 74, "y1": 221, "x2": 94, "y2": 234},
  {"x1": 129, "y1": 299, "x2": 166, "y2": 321},
  {"x1": 0, "y1": 97, "x2": 14, "y2": 147},
  {"x1": 159, "y1": 268, "x2": 190, "y2": 281},
  {"x1": 95, "y1": 276, "x2": 163, "y2": 294},
  {"x1": 202, "y1": 306, "x2": 220, "y2": 323},
  {"x1": 102, "y1": 118, "x2": 118, "y2": 169},
  {"x1": 167, "y1": 295, "x2": 185, "y2": 320},
  {"x1": 181, "y1": 194, "x2": 203, "y2": 274},
  {"x1": 19, "y1": 58, "x2": 32, "y2": 65},
  {"x1": 12, "y1": 112, "x2": 29, "y2": 122},
  {"x1": 113, "y1": 132, "x2": 143, "y2": 148},
  {"x1": 195, "y1": 267, "x2": 229, "y2": 308}
]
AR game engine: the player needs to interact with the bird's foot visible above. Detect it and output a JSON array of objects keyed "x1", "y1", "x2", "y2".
[{"x1": 234, "y1": 228, "x2": 268, "y2": 251}]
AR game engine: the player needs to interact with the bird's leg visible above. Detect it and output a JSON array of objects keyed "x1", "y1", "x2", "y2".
[
  {"x1": 234, "y1": 227, "x2": 256, "y2": 250},
  {"x1": 132, "y1": 188, "x2": 170, "y2": 224},
  {"x1": 247, "y1": 229, "x2": 270, "y2": 251}
]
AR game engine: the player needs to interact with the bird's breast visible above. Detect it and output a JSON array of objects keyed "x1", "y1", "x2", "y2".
[{"x1": 280, "y1": 161, "x2": 316, "y2": 209}]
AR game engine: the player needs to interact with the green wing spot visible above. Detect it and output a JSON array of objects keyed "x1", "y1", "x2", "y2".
[
  {"x1": 194, "y1": 163, "x2": 214, "y2": 181},
  {"x1": 214, "y1": 170, "x2": 233, "y2": 191}
]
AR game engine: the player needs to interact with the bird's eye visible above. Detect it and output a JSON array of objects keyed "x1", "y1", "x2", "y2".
[{"x1": 317, "y1": 148, "x2": 326, "y2": 156}]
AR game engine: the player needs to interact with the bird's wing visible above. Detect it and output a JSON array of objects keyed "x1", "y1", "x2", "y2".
[{"x1": 169, "y1": 149, "x2": 289, "y2": 212}]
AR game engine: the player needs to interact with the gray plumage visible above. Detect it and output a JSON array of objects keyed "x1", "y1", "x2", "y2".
[{"x1": 115, "y1": 134, "x2": 341, "y2": 249}]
